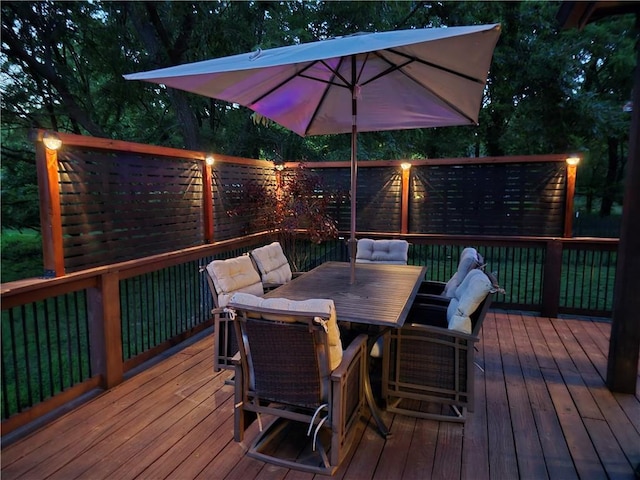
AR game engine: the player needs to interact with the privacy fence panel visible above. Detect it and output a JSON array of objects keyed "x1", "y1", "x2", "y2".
[
  {"x1": 410, "y1": 161, "x2": 567, "y2": 236},
  {"x1": 38, "y1": 133, "x2": 573, "y2": 273},
  {"x1": 211, "y1": 162, "x2": 276, "y2": 241},
  {"x1": 58, "y1": 149, "x2": 204, "y2": 271},
  {"x1": 311, "y1": 166, "x2": 402, "y2": 232}
]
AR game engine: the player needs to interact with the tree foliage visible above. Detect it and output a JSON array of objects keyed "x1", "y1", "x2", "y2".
[{"x1": 1, "y1": 0, "x2": 636, "y2": 230}]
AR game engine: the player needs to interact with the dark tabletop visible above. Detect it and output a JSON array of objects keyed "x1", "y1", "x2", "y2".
[{"x1": 264, "y1": 261, "x2": 427, "y2": 328}]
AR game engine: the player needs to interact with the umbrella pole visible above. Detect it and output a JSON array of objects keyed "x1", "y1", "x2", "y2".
[
  {"x1": 349, "y1": 62, "x2": 358, "y2": 285},
  {"x1": 349, "y1": 120, "x2": 357, "y2": 284}
]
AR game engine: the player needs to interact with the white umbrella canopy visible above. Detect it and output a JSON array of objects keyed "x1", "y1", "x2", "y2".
[{"x1": 125, "y1": 24, "x2": 501, "y2": 282}]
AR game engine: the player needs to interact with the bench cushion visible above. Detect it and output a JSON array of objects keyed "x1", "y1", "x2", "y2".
[{"x1": 356, "y1": 238, "x2": 409, "y2": 265}]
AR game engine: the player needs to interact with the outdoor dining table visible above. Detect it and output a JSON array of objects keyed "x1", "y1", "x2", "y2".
[{"x1": 263, "y1": 260, "x2": 427, "y2": 437}]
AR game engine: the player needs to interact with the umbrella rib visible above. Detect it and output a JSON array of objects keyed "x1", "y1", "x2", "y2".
[
  {"x1": 302, "y1": 56, "x2": 352, "y2": 136},
  {"x1": 244, "y1": 59, "x2": 337, "y2": 106},
  {"x1": 385, "y1": 47, "x2": 487, "y2": 84},
  {"x1": 374, "y1": 49, "x2": 485, "y2": 124}
]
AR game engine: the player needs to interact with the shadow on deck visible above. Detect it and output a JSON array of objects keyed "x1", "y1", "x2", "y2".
[{"x1": 2, "y1": 311, "x2": 639, "y2": 479}]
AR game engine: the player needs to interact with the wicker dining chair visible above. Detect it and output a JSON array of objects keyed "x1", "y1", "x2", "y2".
[
  {"x1": 227, "y1": 293, "x2": 367, "y2": 475},
  {"x1": 383, "y1": 269, "x2": 498, "y2": 422},
  {"x1": 202, "y1": 255, "x2": 264, "y2": 372}
]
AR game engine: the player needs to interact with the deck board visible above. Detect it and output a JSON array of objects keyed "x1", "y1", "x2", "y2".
[{"x1": 2, "y1": 311, "x2": 639, "y2": 480}]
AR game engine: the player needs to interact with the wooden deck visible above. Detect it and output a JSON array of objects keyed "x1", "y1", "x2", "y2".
[{"x1": 2, "y1": 311, "x2": 639, "y2": 479}]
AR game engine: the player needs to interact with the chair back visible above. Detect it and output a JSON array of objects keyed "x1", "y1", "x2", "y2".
[
  {"x1": 447, "y1": 269, "x2": 496, "y2": 334},
  {"x1": 228, "y1": 293, "x2": 366, "y2": 475},
  {"x1": 442, "y1": 247, "x2": 485, "y2": 297},
  {"x1": 230, "y1": 300, "x2": 334, "y2": 407},
  {"x1": 204, "y1": 255, "x2": 264, "y2": 308},
  {"x1": 250, "y1": 241, "x2": 293, "y2": 286},
  {"x1": 203, "y1": 255, "x2": 264, "y2": 372},
  {"x1": 355, "y1": 238, "x2": 409, "y2": 264}
]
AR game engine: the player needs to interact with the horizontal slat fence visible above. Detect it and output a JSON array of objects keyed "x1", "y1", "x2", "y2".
[
  {"x1": 35, "y1": 131, "x2": 577, "y2": 274},
  {"x1": 211, "y1": 162, "x2": 276, "y2": 240},
  {"x1": 410, "y1": 162, "x2": 566, "y2": 236},
  {"x1": 58, "y1": 150, "x2": 205, "y2": 270}
]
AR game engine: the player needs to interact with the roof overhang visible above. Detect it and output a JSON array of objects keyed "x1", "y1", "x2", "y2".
[{"x1": 557, "y1": 1, "x2": 640, "y2": 29}]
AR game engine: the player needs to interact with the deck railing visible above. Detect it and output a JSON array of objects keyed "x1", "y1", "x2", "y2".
[{"x1": 1, "y1": 232, "x2": 617, "y2": 436}]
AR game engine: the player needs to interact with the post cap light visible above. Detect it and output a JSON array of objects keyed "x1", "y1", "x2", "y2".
[
  {"x1": 43, "y1": 131, "x2": 62, "y2": 150},
  {"x1": 566, "y1": 156, "x2": 580, "y2": 166},
  {"x1": 400, "y1": 162, "x2": 412, "y2": 170},
  {"x1": 274, "y1": 163, "x2": 285, "y2": 171},
  {"x1": 205, "y1": 155, "x2": 215, "y2": 166}
]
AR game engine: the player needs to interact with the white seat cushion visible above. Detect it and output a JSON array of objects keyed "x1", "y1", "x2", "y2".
[
  {"x1": 206, "y1": 255, "x2": 263, "y2": 307},
  {"x1": 442, "y1": 247, "x2": 482, "y2": 298},
  {"x1": 230, "y1": 292, "x2": 343, "y2": 371},
  {"x1": 355, "y1": 238, "x2": 409, "y2": 265},
  {"x1": 446, "y1": 269, "x2": 492, "y2": 334},
  {"x1": 250, "y1": 242, "x2": 293, "y2": 285}
]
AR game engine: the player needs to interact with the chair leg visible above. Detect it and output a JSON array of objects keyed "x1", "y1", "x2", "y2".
[{"x1": 233, "y1": 364, "x2": 255, "y2": 442}]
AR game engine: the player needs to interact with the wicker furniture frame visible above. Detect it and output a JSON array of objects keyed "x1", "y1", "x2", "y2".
[
  {"x1": 228, "y1": 301, "x2": 367, "y2": 475},
  {"x1": 202, "y1": 256, "x2": 263, "y2": 372},
  {"x1": 382, "y1": 290, "x2": 493, "y2": 423}
]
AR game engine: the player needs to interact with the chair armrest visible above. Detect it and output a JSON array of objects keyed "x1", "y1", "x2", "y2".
[
  {"x1": 231, "y1": 351, "x2": 241, "y2": 364},
  {"x1": 403, "y1": 321, "x2": 480, "y2": 343},
  {"x1": 413, "y1": 293, "x2": 451, "y2": 306},
  {"x1": 407, "y1": 302, "x2": 448, "y2": 329},
  {"x1": 331, "y1": 334, "x2": 367, "y2": 379},
  {"x1": 418, "y1": 280, "x2": 446, "y2": 295},
  {"x1": 211, "y1": 307, "x2": 225, "y2": 315}
]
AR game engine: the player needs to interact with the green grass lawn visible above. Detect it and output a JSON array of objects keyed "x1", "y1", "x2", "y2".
[{"x1": 1, "y1": 228, "x2": 43, "y2": 282}]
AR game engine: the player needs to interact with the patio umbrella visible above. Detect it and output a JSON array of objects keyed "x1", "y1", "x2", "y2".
[{"x1": 124, "y1": 24, "x2": 501, "y2": 283}]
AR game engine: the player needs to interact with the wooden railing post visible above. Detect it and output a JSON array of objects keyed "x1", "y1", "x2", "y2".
[
  {"x1": 541, "y1": 239, "x2": 563, "y2": 318},
  {"x1": 87, "y1": 271, "x2": 124, "y2": 389}
]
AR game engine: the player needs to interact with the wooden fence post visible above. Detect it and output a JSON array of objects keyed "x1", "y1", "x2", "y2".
[
  {"x1": 541, "y1": 239, "x2": 563, "y2": 318},
  {"x1": 35, "y1": 141, "x2": 65, "y2": 277},
  {"x1": 564, "y1": 158, "x2": 579, "y2": 237},
  {"x1": 202, "y1": 159, "x2": 214, "y2": 243},
  {"x1": 401, "y1": 163, "x2": 410, "y2": 234}
]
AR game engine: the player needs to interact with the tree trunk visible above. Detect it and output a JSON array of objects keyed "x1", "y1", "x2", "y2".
[{"x1": 600, "y1": 137, "x2": 619, "y2": 216}]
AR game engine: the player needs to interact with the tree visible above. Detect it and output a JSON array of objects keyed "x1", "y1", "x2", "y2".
[{"x1": 1, "y1": 1, "x2": 636, "y2": 232}]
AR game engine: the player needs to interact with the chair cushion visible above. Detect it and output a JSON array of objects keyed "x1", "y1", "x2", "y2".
[
  {"x1": 206, "y1": 255, "x2": 263, "y2": 307},
  {"x1": 355, "y1": 238, "x2": 409, "y2": 265},
  {"x1": 230, "y1": 292, "x2": 343, "y2": 371},
  {"x1": 251, "y1": 242, "x2": 293, "y2": 285},
  {"x1": 446, "y1": 269, "x2": 492, "y2": 334},
  {"x1": 442, "y1": 247, "x2": 482, "y2": 298}
]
